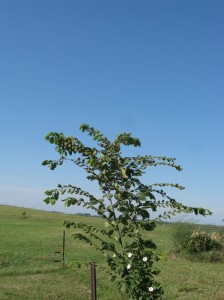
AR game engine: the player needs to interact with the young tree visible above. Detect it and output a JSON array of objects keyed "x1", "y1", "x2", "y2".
[{"x1": 42, "y1": 124, "x2": 211, "y2": 299}]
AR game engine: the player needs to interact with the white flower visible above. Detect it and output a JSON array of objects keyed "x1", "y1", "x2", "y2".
[
  {"x1": 127, "y1": 264, "x2": 131, "y2": 270},
  {"x1": 148, "y1": 287, "x2": 154, "y2": 292},
  {"x1": 143, "y1": 257, "x2": 147, "y2": 262},
  {"x1": 112, "y1": 253, "x2": 116, "y2": 258},
  {"x1": 128, "y1": 252, "x2": 132, "y2": 258}
]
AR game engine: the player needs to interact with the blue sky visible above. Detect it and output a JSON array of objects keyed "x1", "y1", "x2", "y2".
[{"x1": 0, "y1": 1, "x2": 223, "y2": 224}]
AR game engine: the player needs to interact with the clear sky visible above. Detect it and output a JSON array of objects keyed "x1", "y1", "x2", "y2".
[{"x1": 0, "y1": 1, "x2": 223, "y2": 225}]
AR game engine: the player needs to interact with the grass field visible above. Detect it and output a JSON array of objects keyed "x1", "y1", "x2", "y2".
[{"x1": 0, "y1": 205, "x2": 224, "y2": 299}]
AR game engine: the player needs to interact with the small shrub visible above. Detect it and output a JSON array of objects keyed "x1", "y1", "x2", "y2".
[
  {"x1": 183, "y1": 229, "x2": 222, "y2": 254},
  {"x1": 219, "y1": 225, "x2": 224, "y2": 245},
  {"x1": 43, "y1": 124, "x2": 211, "y2": 299},
  {"x1": 21, "y1": 210, "x2": 27, "y2": 219}
]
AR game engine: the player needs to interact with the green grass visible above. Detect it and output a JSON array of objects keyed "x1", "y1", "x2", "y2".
[{"x1": 0, "y1": 205, "x2": 224, "y2": 299}]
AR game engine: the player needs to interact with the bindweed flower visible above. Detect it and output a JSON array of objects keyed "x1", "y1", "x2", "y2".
[
  {"x1": 112, "y1": 253, "x2": 116, "y2": 257},
  {"x1": 127, "y1": 264, "x2": 131, "y2": 270},
  {"x1": 148, "y1": 287, "x2": 154, "y2": 292},
  {"x1": 128, "y1": 252, "x2": 132, "y2": 258},
  {"x1": 143, "y1": 256, "x2": 147, "y2": 262}
]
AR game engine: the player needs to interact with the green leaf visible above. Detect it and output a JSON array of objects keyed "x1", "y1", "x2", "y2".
[
  {"x1": 42, "y1": 160, "x2": 49, "y2": 166},
  {"x1": 104, "y1": 221, "x2": 110, "y2": 228}
]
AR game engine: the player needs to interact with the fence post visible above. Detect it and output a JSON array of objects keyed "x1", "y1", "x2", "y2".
[{"x1": 90, "y1": 262, "x2": 97, "y2": 300}]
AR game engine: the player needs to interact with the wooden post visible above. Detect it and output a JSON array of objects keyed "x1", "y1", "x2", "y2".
[
  {"x1": 90, "y1": 262, "x2": 97, "y2": 300},
  {"x1": 62, "y1": 230, "x2": 65, "y2": 267}
]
